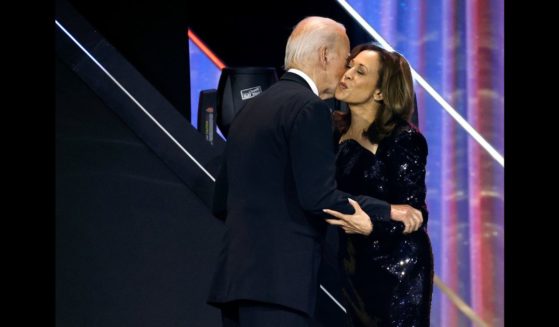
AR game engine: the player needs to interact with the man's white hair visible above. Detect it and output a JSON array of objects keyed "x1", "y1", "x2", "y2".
[{"x1": 284, "y1": 16, "x2": 346, "y2": 70}]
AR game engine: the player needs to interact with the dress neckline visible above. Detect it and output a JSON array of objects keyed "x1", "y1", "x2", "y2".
[{"x1": 339, "y1": 138, "x2": 378, "y2": 157}]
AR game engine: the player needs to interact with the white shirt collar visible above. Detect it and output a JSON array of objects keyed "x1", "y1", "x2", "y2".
[{"x1": 287, "y1": 68, "x2": 319, "y2": 96}]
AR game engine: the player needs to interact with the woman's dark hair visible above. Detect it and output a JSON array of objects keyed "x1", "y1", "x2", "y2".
[{"x1": 333, "y1": 43, "x2": 415, "y2": 143}]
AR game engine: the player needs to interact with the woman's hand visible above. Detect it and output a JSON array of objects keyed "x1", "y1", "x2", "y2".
[{"x1": 323, "y1": 198, "x2": 373, "y2": 235}]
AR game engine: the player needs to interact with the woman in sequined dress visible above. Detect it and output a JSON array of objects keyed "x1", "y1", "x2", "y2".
[{"x1": 323, "y1": 44, "x2": 434, "y2": 327}]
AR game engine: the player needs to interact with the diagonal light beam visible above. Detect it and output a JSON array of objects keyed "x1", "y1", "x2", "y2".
[{"x1": 56, "y1": 19, "x2": 216, "y2": 182}]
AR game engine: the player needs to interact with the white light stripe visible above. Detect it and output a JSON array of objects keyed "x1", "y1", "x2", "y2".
[
  {"x1": 409, "y1": 70, "x2": 504, "y2": 167},
  {"x1": 336, "y1": 0, "x2": 504, "y2": 167},
  {"x1": 57, "y1": 19, "x2": 347, "y2": 313},
  {"x1": 55, "y1": 19, "x2": 216, "y2": 182},
  {"x1": 320, "y1": 284, "x2": 347, "y2": 313}
]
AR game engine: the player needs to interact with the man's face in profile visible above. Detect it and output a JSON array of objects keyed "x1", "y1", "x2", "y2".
[{"x1": 321, "y1": 34, "x2": 350, "y2": 99}]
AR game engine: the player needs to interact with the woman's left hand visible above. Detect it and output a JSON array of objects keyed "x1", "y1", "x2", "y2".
[{"x1": 323, "y1": 198, "x2": 373, "y2": 235}]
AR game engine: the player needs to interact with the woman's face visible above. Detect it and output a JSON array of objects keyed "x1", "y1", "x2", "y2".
[{"x1": 335, "y1": 50, "x2": 383, "y2": 105}]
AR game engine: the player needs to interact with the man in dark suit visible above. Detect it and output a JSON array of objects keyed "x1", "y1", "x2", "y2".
[{"x1": 208, "y1": 16, "x2": 423, "y2": 327}]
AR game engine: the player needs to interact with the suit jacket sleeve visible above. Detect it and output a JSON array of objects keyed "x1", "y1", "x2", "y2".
[{"x1": 288, "y1": 101, "x2": 391, "y2": 221}]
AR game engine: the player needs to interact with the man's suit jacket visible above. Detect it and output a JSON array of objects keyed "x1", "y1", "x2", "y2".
[{"x1": 207, "y1": 72, "x2": 391, "y2": 316}]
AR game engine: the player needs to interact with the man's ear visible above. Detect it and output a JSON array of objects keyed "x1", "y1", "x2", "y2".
[{"x1": 319, "y1": 47, "x2": 328, "y2": 68}]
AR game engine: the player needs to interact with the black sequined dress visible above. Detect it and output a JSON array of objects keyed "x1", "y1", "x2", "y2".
[{"x1": 335, "y1": 122, "x2": 434, "y2": 327}]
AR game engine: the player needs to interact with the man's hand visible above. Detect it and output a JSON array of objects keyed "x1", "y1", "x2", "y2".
[
  {"x1": 323, "y1": 198, "x2": 373, "y2": 235},
  {"x1": 390, "y1": 204, "x2": 423, "y2": 234}
]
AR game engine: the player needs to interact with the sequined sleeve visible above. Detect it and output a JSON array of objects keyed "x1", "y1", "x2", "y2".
[
  {"x1": 370, "y1": 128, "x2": 429, "y2": 237},
  {"x1": 387, "y1": 128, "x2": 429, "y2": 226}
]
